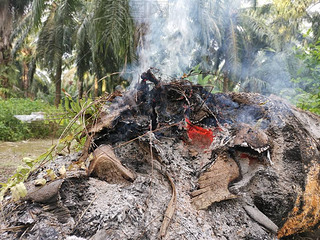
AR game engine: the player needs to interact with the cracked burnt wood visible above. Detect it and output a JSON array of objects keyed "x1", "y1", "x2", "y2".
[
  {"x1": 231, "y1": 123, "x2": 269, "y2": 153},
  {"x1": 191, "y1": 151, "x2": 240, "y2": 209}
]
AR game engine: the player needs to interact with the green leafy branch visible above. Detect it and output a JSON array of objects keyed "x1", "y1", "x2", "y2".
[{"x1": 0, "y1": 94, "x2": 104, "y2": 202}]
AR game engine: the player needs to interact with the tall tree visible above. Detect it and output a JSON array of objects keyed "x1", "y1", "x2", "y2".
[
  {"x1": 194, "y1": 0, "x2": 263, "y2": 92},
  {"x1": 33, "y1": 0, "x2": 81, "y2": 106},
  {"x1": 191, "y1": 0, "x2": 318, "y2": 94},
  {"x1": 0, "y1": 0, "x2": 32, "y2": 98},
  {"x1": 75, "y1": 0, "x2": 136, "y2": 98}
]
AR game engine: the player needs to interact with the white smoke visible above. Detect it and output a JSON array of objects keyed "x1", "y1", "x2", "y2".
[{"x1": 130, "y1": 0, "x2": 207, "y2": 81}]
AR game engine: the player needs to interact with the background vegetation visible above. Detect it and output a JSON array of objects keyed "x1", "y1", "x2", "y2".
[
  {"x1": 0, "y1": 98, "x2": 64, "y2": 141},
  {"x1": 0, "y1": 0, "x2": 320, "y2": 141}
]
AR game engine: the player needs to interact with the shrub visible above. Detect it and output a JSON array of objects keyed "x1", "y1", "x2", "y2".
[{"x1": 0, "y1": 98, "x2": 64, "y2": 141}]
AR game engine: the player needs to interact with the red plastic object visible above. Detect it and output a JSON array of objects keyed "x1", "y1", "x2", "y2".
[{"x1": 185, "y1": 118, "x2": 214, "y2": 148}]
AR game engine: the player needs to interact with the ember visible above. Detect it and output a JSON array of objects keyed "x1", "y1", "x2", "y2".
[{"x1": 185, "y1": 117, "x2": 214, "y2": 148}]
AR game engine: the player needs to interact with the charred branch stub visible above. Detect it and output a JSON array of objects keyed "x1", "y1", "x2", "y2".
[
  {"x1": 88, "y1": 145, "x2": 136, "y2": 184},
  {"x1": 1, "y1": 69, "x2": 320, "y2": 240},
  {"x1": 141, "y1": 68, "x2": 160, "y2": 86}
]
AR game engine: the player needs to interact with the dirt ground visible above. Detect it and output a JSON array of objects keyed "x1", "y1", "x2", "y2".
[{"x1": 0, "y1": 139, "x2": 57, "y2": 183}]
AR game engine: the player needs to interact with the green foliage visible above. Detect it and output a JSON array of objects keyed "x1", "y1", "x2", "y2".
[
  {"x1": 0, "y1": 98, "x2": 62, "y2": 141},
  {"x1": 0, "y1": 62, "x2": 21, "y2": 98},
  {"x1": 291, "y1": 38, "x2": 320, "y2": 115},
  {"x1": 187, "y1": 64, "x2": 223, "y2": 93},
  {"x1": 294, "y1": 92, "x2": 320, "y2": 115},
  {"x1": 60, "y1": 96, "x2": 96, "y2": 139},
  {"x1": 75, "y1": 0, "x2": 136, "y2": 96},
  {"x1": 54, "y1": 95, "x2": 98, "y2": 153},
  {"x1": 0, "y1": 94, "x2": 99, "y2": 142}
]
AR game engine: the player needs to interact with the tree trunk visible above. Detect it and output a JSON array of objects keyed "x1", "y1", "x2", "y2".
[
  {"x1": 0, "y1": 45, "x2": 11, "y2": 99},
  {"x1": 22, "y1": 61, "x2": 29, "y2": 97},
  {"x1": 78, "y1": 75, "x2": 84, "y2": 99},
  {"x1": 54, "y1": 58, "x2": 62, "y2": 107},
  {"x1": 102, "y1": 78, "x2": 106, "y2": 93},
  {"x1": 94, "y1": 77, "x2": 98, "y2": 98},
  {"x1": 0, "y1": 0, "x2": 12, "y2": 99},
  {"x1": 223, "y1": 73, "x2": 229, "y2": 93},
  {"x1": 0, "y1": 0, "x2": 12, "y2": 65}
]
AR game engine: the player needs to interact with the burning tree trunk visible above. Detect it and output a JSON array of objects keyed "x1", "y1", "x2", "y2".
[{"x1": 1, "y1": 70, "x2": 320, "y2": 240}]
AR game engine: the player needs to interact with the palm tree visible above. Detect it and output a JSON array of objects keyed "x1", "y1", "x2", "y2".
[
  {"x1": 75, "y1": 0, "x2": 136, "y2": 98},
  {"x1": 177, "y1": 0, "x2": 272, "y2": 92},
  {"x1": 32, "y1": 0, "x2": 82, "y2": 106},
  {"x1": 238, "y1": 0, "x2": 317, "y2": 94},
  {"x1": 20, "y1": 0, "x2": 136, "y2": 103},
  {"x1": 193, "y1": 0, "x2": 257, "y2": 92},
  {"x1": 0, "y1": 0, "x2": 32, "y2": 98},
  {"x1": 193, "y1": 0, "x2": 318, "y2": 94}
]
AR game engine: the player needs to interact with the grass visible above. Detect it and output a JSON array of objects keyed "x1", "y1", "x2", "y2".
[{"x1": 0, "y1": 139, "x2": 57, "y2": 183}]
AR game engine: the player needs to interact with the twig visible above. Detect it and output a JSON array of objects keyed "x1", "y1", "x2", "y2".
[
  {"x1": 145, "y1": 120, "x2": 155, "y2": 207},
  {"x1": 149, "y1": 120, "x2": 154, "y2": 179},
  {"x1": 112, "y1": 122, "x2": 181, "y2": 150},
  {"x1": 19, "y1": 210, "x2": 37, "y2": 240},
  {"x1": 159, "y1": 172, "x2": 177, "y2": 239},
  {"x1": 19, "y1": 224, "x2": 33, "y2": 240},
  {"x1": 134, "y1": 215, "x2": 162, "y2": 240},
  {"x1": 194, "y1": 93, "x2": 222, "y2": 128},
  {"x1": 198, "y1": 85, "x2": 214, "y2": 110},
  {"x1": 0, "y1": 225, "x2": 26, "y2": 232}
]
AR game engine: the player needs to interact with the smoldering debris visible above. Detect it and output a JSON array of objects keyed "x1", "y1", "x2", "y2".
[{"x1": 1, "y1": 69, "x2": 320, "y2": 240}]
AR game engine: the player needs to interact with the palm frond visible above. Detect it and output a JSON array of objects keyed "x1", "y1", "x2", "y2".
[
  {"x1": 10, "y1": 0, "x2": 32, "y2": 17},
  {"x1": 36, "y1": 0, "x2": 82, "y2": 70},
  {"x1": 242, "y1": 76, "x2": 268, "y2": 93},
  {"x1": 11, "y1": 13, "x2": 33, "y2": 56},
  {"x1": 240, "y1": 10, "x2": 280, "y2": 50},
  {"x1": 90, "y1": 0, "x2": 135, "y2": 73},
  {"x1": 36, "y1": 8, "x2": 59, "y2": 70},
  {"x1": 31, "y1": 0, "x2": 46, "y2": 27}
]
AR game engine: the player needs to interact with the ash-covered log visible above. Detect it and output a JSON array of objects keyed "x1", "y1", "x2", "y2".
[{"x1": 1, "y1": 69, "x2": 320, "y2": 240}]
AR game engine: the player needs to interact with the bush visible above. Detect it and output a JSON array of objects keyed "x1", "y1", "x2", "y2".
[
  {"x1": 291, "y1": 37, "x2": 320, "y2": 115},
  {"x1": 0, "y1": 98, "x2": 64, "y2": 141}
]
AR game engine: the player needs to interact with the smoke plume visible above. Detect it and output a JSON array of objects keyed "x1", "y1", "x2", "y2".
[{"x1": 130, "y1": 0, "x2": 214, "y2": 81}]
